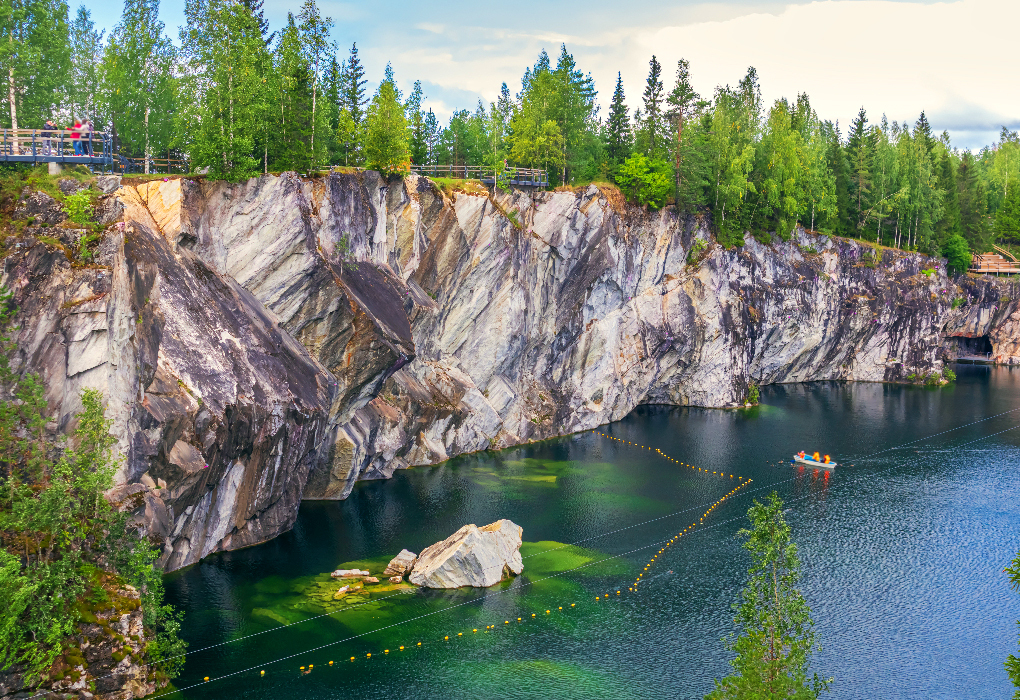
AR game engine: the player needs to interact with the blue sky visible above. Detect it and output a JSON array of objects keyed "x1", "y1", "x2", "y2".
[{"x1": 85, "y1": 0, "x2": 1018, "y2": 150}]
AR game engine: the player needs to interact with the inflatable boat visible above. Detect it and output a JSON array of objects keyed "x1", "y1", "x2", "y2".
[{"x1": 793, "y1": 454, "x2": 835, "y2": 469}]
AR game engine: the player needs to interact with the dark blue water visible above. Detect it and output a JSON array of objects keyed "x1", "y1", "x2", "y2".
[{"x1": 164, "y1": 365, "x2": 1020, "y2": 699}]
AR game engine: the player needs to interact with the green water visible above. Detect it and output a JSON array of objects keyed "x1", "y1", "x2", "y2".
[{"x1": 164, "y1": 366, "x2": 1020, "y2": 699}]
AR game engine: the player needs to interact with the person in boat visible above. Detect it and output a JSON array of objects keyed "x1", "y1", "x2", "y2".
[
  {"x1": 797, "y1": 451, "x2": 806, "y2": 459},
  {"x1": 812, "y1": 452, "x2": 821, "y2": 461},
  {"x1": 823, "y1": 455, "x2": 830, "y2": 464}
]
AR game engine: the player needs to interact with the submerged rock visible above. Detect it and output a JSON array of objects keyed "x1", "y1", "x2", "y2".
[
  {"x1": 331, "y1": 569, "x2": 369, "y2": 578},
  {"x1": 383, "y1": 549, "x2": 417, "y2": 576},
  {"x1": 408, "y1": 519, "x2": 523, "y2": 589}
]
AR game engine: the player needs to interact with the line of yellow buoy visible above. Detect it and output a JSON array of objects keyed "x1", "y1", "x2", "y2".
[
  {"x1": 216, "y1": 431, "x2": 752, "y2": 681},
  {"x1": 592, "y1": 431, "x2": 752, "y2": 593}
]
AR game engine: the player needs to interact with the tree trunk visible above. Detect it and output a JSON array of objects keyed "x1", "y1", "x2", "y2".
[
  {"x1": 7, "y1": 63, "x2": 18, "y2": 155},
  {"x1": 144, "y1": 106, "x2": 150, "y2": 174},
  {"x1": 674, "y1": 107, "x2": 684, "y2": 206},
  {"x1": 311, "y1": 54, "x2": 318, "y2": 169}
]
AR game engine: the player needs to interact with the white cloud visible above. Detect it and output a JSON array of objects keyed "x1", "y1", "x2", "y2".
[{"x1": 377, "y1": 0, "x2": 1017, "y2": 149}]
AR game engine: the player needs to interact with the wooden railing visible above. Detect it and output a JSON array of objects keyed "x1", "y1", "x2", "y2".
[
  {"x1": 969, "y1": 253, "x2": 1020, "y2": 275},
  {"x1": 413, "y1": 164, "x2": 548, "y2": 187}
]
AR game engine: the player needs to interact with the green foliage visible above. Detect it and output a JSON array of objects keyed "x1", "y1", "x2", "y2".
[
  {"x1": 942, "y1": 367, "x2": 957, "y2": 382},
  {"x1": 1007, "y1": 549, "x2": 1020, "y2": 699},
  {"x1": 746, "y1": 383, "x2": 760, "y2": 404},
  {"x1": 951, "y1": 297, "x2": 965, "y2": 310},
  {"x1": 0, "y1": 290, "x2": 184, "y2": 685},
  {"x1": 707, "y1": 492, "x2": 830, "y2": 700},
  {"x1": 687, "y1": 238, "x2": 708, "y2": 264},
  {"x1": 921, "y1": 268, "x2": 935, "y2": 277},
  {"x1": 941, "y1": 233, "x2": 971, "y2": 274},
  {"x1": 998, "y1": 179, "x2": 1020, "y2": 244},
  {"x1": 364, "y1": 78, "x2": 410, "y2": 174},
  {"x1": 617, "y1": 154, "x2": 672, "y2": 209},
  {"x1": 62, "y1": 189, "x2": 93, "y2": 226}
]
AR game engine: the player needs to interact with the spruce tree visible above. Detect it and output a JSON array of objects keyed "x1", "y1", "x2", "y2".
[
  {"x1": 845, "y1": 107, "x2": 873, "y2": 236},
  {"x1": 405, "y1": 80, "x2": 427, "y2": 166},
  {"x1": 271, "y1": 14, "x2": 315, "y2": 172},
  {"x1": 363, "y1": 69, "x2": 409, "y2": 174},
  {"x1": 958, "y1": 151, "x2": 989, "y2": 251},
  {"x1": 825, "y1": 121, "x2": 852, "y2": 235},
  {"x1": 605, "y1": 72, "x2": 631, "y2": 171},
  {"x1": 67, "y1": 7, "x2": 103, "y2": 123},
  {"x1": 934, "y1": 147, "x2": 962, "y2": 245},
  {"x1": 707, "y1": 493, "x2": 831, "y2": 700},
  {"x1": 340, "y1": 42, "x2": 367, "y2": 125}
]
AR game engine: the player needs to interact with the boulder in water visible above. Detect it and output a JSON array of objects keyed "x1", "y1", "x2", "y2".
[
  {"x1": 408, "y1": 519, "x2": 523, "y2": 589},
  {"x1": 384, "y1": 549, "x2": 417, "y2": 576}
]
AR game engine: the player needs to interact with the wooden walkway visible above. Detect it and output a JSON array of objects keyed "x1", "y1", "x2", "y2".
[
  {"x1": 969, "y1": 245, "x2": 1020, "y2": 275},
  {"x1": 0, "y1": 128, "x2": 114, "y2": 167}
]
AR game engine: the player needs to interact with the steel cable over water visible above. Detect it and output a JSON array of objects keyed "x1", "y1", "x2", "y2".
[{"x1": 48, "y1": 408, "x2": 1020, "y2": 698}]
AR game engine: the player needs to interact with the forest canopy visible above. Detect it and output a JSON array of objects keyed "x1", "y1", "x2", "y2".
[{"x1": 2, "y1": 0, "x2": 1018, "y2": 259}]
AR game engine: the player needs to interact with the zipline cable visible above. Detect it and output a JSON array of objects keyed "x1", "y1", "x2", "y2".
[{"x1": 46, "y1": 403, "x2": 1020, "y2": 696}]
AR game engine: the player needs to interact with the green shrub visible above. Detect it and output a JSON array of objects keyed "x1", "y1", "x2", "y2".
[
  {"x1": 951, "y1": 297, "x2": 965, "y2": 310},
  {"x1": 616, "y1": 154, "x2": 672, "y2": 209},
  {"x1": 943, "y1": 367, "x2": 957, "y2": 382},
  {"x1": 941, "y1": 233, "x2": 970, "y2": 274},
  {"x1": 925, "y1": 372, "x2": 941, "y2": 386},
  {"x1": 62, "y1": 190, "x2": 94, "y2": 227},
  {"x1": 746, "y1": 383, "x2": 760, "y2": 404},
  {"x1": 687, "y1": 238, "x2": 707, "y2": 264},
  {"x1": 921, "y1": 268, "x2": 934, "y2": 277}
]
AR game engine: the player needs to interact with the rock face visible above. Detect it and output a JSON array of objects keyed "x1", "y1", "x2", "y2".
[
  {"x1": 408, "y1": 519, "x2": 523, "y2": 589},
  {"x1": 7, "y1": 171, "x2": 1020, "y2": 572},
  {"x1": 384, "y1": 549, "x2": 418, "y2": 576},
  {"x1": 2, "y1": 182, "x2": 333, "y2": 571},
  {"x1": 0, "y1": 585, "x2": 157, "y2": 700}
]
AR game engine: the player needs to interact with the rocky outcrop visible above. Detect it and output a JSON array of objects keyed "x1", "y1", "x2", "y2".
[
  {"x1": 7, "y1": 171, "x2": 1020, "y2": 573},
  {"x1": 2, "y1": 183, "x2": 333, "y2": 571},
  {"x1": 384, "y1": 549, "x2": 417, "y2": 576},
  {"x1": 408, "y1": 519, "x2": 523, "y2": 588},
  {"x1": 0, "y1": 585, "x2": 157, "y2": 700}
]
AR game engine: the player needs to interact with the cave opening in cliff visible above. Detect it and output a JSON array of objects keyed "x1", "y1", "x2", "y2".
[{"x1": 951, "y1": 335, "x2": 993, "y2": 357}]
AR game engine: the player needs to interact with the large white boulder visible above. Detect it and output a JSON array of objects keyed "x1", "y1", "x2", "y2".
[{"x1": 408, "y1": 519, "x2": 523, "y2": 589}]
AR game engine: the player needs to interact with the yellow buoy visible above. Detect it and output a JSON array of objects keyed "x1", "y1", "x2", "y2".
[
  {"x1": 531, "y1": 613, "x2": 536, "y2": 617},
  {"x1": 300, "y1": 667, "x2": 305, "y2": 671},
  {"x1": 309, "y1": 665, "x2": 313, "y2": 669},
  {"x1": 204, "y1": 677, "x2": 209, "y2": 682},
  {"x1": 458, "y1": 632, "x2": 463, "y2": 636},
  {"x1": 328, "y1": 661, "x2": 333, "y2": 666},
  {"x1": 351, "y1": 657, "x2": 355, "y2": 662},
  {"x1": 518, "y1": 617, "x2": 522, "y2": 621},
  {"x1": 444, "y1": 636, "x2": 449, "y2": 640},
  {"x1": 399, "y1": 646, "x2": 404, "y2": 650},
  {"x1": 367, "y1": 653, "x2": 371, "y2": 658},
  {"x1": 473, "y1": 629, "x2": 477, "y2": 633},
  {"x1": 546, "y1": 610, "x2": 551, "y2": 614},
  {"x1": 261, "y1": 670, "x2": 266, "y2": 676},
  {"x1": 418, "y1": 642, "x2": 422, "y2": 646}
]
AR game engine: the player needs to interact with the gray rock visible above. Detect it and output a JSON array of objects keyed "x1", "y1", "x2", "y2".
[
  {"x1": 14, "y1": 190, "x2": 65, "y2": 225},
  {"x1": 2, "y1": 182, "x2": 333, "y2": 571},
  {"x1": 408, "y1": 519, "x2": 523, "y2": 588},
  {"x1": 96, "y1": 175, "x2": 122, "y2": 194},
  {"x1": 383, "y1": 549, "x2": 417, "y2": 576},
  {"x1": 58, "y1": 177, "x2": 86, "y2": 195}
]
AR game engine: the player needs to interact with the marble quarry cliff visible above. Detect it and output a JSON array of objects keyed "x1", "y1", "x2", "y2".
[{"x1": 4, "y1": 171, "x2": 1017, "y2": 570}]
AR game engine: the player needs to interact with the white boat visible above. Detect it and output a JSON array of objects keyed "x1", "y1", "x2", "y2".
[{"x1": 793, "y1": 455, "x2": 836, "y2": 469}]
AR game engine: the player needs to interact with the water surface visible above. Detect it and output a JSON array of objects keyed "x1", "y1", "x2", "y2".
[{"x1": 165, "y1": 365, "x2": 1020, "y2": 699}]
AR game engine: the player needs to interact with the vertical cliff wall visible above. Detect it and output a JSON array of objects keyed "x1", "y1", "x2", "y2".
[{"x1": 5, "y1": 171, "x2": 1018, "y2": 569}]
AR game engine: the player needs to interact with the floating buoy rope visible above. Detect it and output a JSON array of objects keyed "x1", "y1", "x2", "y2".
[{"x1": 63, "y1": 415, "x2": 1020, "y2": 700}]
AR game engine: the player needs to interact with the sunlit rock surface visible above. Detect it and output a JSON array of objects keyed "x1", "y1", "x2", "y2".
[
  {"x1": 7, "y1": 171, "x2": 1020, "y2": 571},
  {"x1": 409, "y1": 519, "x2": 524, "y2": 588}
]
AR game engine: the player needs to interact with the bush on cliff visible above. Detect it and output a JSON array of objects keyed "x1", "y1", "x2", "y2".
[
  {"x1": 941, "y1": 233, "x2": 971, "y2": 274},
  {"x1": 0, "y1": 290, "x2": 184, "y2": 685},
  {"x1": 617, "y1": 154, "x2": 672, "y2": 209}
]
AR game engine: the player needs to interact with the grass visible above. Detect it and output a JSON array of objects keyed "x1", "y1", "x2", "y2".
[{"x1": 429, "y1": 177, "x2": 488, "y2": 198}]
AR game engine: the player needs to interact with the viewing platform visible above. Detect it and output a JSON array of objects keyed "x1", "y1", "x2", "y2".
[
  {"x1": 969, "y1": 245, "x2": 1020, "y2": 275},
  {"x1": 413, "y1": 164, "x2": 548, "y2": 188}
]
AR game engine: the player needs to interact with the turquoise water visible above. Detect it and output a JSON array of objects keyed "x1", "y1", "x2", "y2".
[{"x1": 164, "y1": 365, "x2": 1020, "y2": 699}]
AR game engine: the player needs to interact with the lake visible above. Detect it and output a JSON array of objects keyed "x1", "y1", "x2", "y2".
[{"x1": 164, "y1": 364, "x2": 1020, "y2": 699}]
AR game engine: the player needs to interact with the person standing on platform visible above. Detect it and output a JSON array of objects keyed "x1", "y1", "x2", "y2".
[
  {"x1": 42, "y1": 119, "x2": 57, "y2": 155},
  {"x1": 70, "y1": 121, "x2": 82, "y2": 155},
  {"x1": 80, "y1": 119, "x2": 94, "y2": 156}
]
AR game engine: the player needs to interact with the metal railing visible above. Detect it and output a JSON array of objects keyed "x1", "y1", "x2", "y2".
[
  {"x1": 413, "y1": 164, "x2": 548, "y2": 187},
  {"x1": 0, "y1": 128, "x2": 114, "y2": 166}
]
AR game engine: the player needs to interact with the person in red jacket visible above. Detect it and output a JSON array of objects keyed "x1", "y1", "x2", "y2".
[{"x1": 70, "y1": 121, "x2": 82, "y2": 156}]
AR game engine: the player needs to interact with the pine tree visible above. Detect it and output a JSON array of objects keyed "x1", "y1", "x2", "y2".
[
  {"x1": 666, "y1": 59, "x2": 700, "y2": 207},
  {"x1": 363, "y1": 69, "x2": 409, "y2": 174},
  {"x1": 934, "y1": 145, "x2": 961, "y2": 246},
  {"x1": 605, "y1": 72, "x2": 631, "y2": 171},
  {"x1": 271, "y1": 14, "x2": 315, "y2": 172},
  {"x1": 825, "y1": 121, "x2": 852, "y2": 235},
  {"x1": 297, "y1": 0, "x2": 333, "y2": 169},
  {"x1": 405, "y1": 79, "x2": 427, "y2": 166},
  {"x1": 707, "y1": 493, "x2": 831, "y2": 700},
  {"x1": 639, "y1": 55, "x2": 663, "y2": 157}
]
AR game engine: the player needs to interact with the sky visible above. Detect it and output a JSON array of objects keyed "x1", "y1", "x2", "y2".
[{"x1": 85, "y1": 0, "x2": 1019, "y2": 150}]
